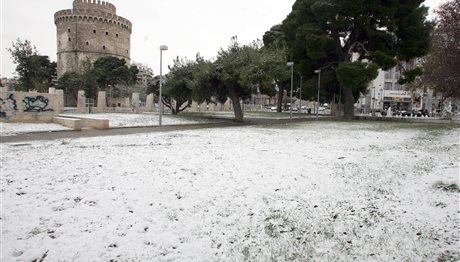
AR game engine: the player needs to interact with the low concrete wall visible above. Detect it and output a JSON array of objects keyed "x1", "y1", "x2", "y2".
[
  {"x1": 0, "y1": 91, "x2": 60, "y2": 123},
  {"x1": 58, "y1": 114, "x2": 109, "y2": 130},
  {"x1": 53, "y1": 116, "x2": 82, "y2": 130}
]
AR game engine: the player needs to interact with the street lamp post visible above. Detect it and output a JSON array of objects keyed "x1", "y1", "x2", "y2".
[
  {"x1": 299, "y1": 75, "x2": 303, "y2": 116},
  {"x1": 315, "y1": 69, "x2": 321, "y2": 119},
  {"x1": 287, "y1": 62, "x2": 294, "y2": 120},
  {"x1": 159, "y1": 45, "x2": 168, "y2": 126},
  {"x1": 372, "y1": 86, "x2": 376, "y2": 116}
]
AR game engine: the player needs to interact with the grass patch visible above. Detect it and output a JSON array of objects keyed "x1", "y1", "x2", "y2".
[{"x1": 433, "y1": 181, "x2": 460, "y2": 192}]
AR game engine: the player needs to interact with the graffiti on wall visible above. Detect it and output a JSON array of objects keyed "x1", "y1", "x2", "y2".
[
  {"x1": 0, "y1": 93, "x2": 18, "y2": 118},
  {"x1": 23, "y1": 96, "x2": 54, "y2": 112}
]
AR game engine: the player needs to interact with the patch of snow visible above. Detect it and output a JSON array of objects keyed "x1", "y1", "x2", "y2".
[
  {"x1": 66, "y1": 113, "x2": 215, "y2": 128},
  {"x1": 1, "y1": 122, "x2": 72, "y2": 136},
  {"x1": 1, "y1": 113, "x2": 216, "y2": 136},
  {"x1": 2, "y1": 121, "x2": 459, "y2": 261}
]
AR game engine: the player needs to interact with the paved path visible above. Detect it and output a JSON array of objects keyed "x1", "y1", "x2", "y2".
[{"x1": 2, "y1": 117, "x2": 325, "y2": 143}]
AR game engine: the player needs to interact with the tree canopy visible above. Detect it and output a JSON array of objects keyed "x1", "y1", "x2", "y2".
[
  {"x1": 7, "y1": 38, "x2": 57, "y2": 92},
  {"x1": 56, "y1": 61, "x2": 98, "y2": 101},
  {"x1": 191, "y1": 38, "x2": 273, "y2": 122},
  {"x1": 267, "y1": 0, "x2": 432, "y2": 118},
  {"x1": 92, "y1": 56, "x2": 138, "y2": 89},
  {"x1": 161, "y1": 57, "x2": 196, "y2": 114},
  {"x1": 91, "y1": 56, "x2": 138, "y2": 99}
]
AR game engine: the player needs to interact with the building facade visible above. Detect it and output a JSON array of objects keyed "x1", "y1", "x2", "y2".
[
  {"x1": 132, "y1": 63, "x2": 154, "y2": 87},
  {"x1": 54, "y1": 0, "x2": 132, "y2": 78},
  {"x1": 359, "y1": 60, "x2": 428, "y2": 113}
]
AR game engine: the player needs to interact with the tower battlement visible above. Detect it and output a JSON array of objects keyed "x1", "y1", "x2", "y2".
[
  {"x1": 54, "y1": 9, "x2": 132, "y2": 32},
  {"x1": 73, "y1": 0, "x2": 116, "y2": 14}
]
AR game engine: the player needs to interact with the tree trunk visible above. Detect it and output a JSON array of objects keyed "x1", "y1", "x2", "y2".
[
  {"x1": 228, "y1": 87, "x2": 243, "y2": 122},
  {"x1": 277, "y1": 87, "x2": 284, "y2": 113},
  {"x1": 177, "y1": 100, "x2": 192, "y2": 113},
  {"x1": 343, "y1": 87, "x2": 355, "y2": 119}
]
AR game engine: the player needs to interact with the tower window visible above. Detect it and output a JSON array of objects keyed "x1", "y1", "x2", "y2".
[
  {"x1": 86, "y1": 41, "x2": 89, "y2": 45},
  {"x1": 103, "y1": 46, "x2": 106, "y2": 50},
  {"x1": 67, "y1": 28, "x2": 71, "y2": 32},
  {"x1": 93, "y1": 29, "x2": 96, "y2": 33},
  {"x1": 68, "y1": 38, "x2": 71, "y2": 41},
  {"x1": 105, "y1": 32, "x2": 109, "y2": 35},
  {"x1": 116, "y1": 34, "x2": 119, "y2": 38}
]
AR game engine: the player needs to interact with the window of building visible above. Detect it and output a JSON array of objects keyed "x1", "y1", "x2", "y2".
[
  {"x1": 384, "y1": 69, "x2": 392, "y2": 79},
  {"x1": 68, "y1": 28, "x2": 71, "y2": 33},
  {"x1": 394, "y1": 83, "x2": 402, "y2": 90},
  {"x1": 86, "y1": 41, "x2": 89, "y2": 45},
  {"x1": 103, "y1": 46, "x2": 106, "y2": 50},
  {"x1": 116, "y1": 34, "x2": 119, "y2": 38},
  {"x1": 93, "y1": 29, "x2": 96, "y2": 33},
  {"x1": 394, "y1": 70, "x2": 400, "y2": 80},
  {"x1": 384, "y1": 82, "x2": 392, "y2": 90},
  {"x1": 106, "y1": 32, "x2": 109, "y2": 35},
  {"x1": 68, "y1": 37, "x2": 71, "y2": 42}
]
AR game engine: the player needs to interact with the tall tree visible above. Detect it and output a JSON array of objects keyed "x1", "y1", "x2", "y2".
[
  {"x1": 422, "y1": 0, "x2": 460, "y2": 100},
  {"x1": 278, "y1": 0, "x2": 432, "y2": 118},
  {"x1": 192, "y1": 38, "x2": 267, "y2": 122},
  {"x1": 7, "y1": 38, "x2": 57, "y2": 92},
  {"x1": 260, "y1": 45, "x2": 291, "y2": 112},
  {"x1": 162, "y1": 57, "x2": 196, "y2": 114}
]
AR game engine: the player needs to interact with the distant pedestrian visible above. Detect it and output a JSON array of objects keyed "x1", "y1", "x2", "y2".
[{"x1": 386, "y1": 107, "x2": 392, "y2": 117}]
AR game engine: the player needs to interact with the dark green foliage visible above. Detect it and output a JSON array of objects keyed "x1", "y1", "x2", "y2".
[
  {"x1": 336, "y1": 62, "x2": 379, "y2": 96},
  {"x1": 190, "y1": 38, "x2": 272, "y2": 122},
  {"x1": 162, "y1": 57, "x2": 195, "y2": 114},
  {"x1": 272, "y1": 0, "x2": 432, "y2": 118},
  {"x1": 7, "y1": 38, "x2": 57, "y2": 92},
  {"x1": 57, "y1": 65, "x2": 98, "y2": 101},
  {"x1": 92, "y1": 56, "x2": 137, "y2": 88},
  {"x1": 399, "y1": 67, "x2": 423, "y2": 85},
  {"x1": 92, "y1": 56, "x2": 138, "y2": 97},
  {"x1": 56, "y1": 72, "x2": 82, "y2": 100},
  {"x1": 368, "y1": 51, "x2": 398, "y2": 70}
]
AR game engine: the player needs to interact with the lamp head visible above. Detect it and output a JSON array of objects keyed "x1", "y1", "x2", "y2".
[
  {"x1": 286, "y1": 62, "x2": 294, "y2": 66},
  {"x1": 314, "y1": 69, "x2": 321, "y2": 73},
  {"x1": 160, "y1": 45, "x2": 168, "y2": 51}
]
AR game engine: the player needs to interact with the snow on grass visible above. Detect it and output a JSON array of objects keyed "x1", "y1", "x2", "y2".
[
  {"x1": 0, "y1": 113, "x2": 216, "y2": 136},
  {"x1": 66, "y1": 113, "x2": 216, "y2": 128},
  {"x1": 1, "y1": 122, "x2": 72, "y2": 136},
  {"x1": 2, "y1": 121, "x2": 459, "y2": 261}
]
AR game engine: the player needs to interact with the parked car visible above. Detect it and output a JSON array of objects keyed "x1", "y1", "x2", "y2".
[{"x1": 401, "y1": 109, "x2": 430, "y2": 117}]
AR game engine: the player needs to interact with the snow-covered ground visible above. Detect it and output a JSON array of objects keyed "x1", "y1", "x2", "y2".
[
  {"x1": 66, "y1": 113, "x2": 216, "y2": 128},
  {"x1": 0, "y1": 123, "x2": 72, "y2": 136},
  {"x1": 0, "y1": 113, "x2": 215, "y2": 136},
  {"x1": 2, "y1": 121, "x2": 459, "y2": 261}
]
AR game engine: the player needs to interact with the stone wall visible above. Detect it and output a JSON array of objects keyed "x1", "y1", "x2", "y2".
[{"x1": 0, "y1": 91, "x2": 61, "y2": 123}]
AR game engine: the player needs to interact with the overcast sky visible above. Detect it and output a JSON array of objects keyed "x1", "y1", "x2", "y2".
[{"x1": 0, "y1": 0, "x2": 447, "y2": 78}]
